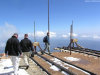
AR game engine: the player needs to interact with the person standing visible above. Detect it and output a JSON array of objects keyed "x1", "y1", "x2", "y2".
[
  {"x1": 5, "y1": 33, "x2": 22, "y2": 75},
  {"x1": 20, "y1": 34, "x2": 34, "y2": 69},
  {"x1": 43, "y1": 32, "x2": 51, "y2": 54}
]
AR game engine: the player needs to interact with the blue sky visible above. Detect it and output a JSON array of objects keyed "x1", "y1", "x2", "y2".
[
  {"x1": 0, "y1": 0, "x2": 100, "y2": 39},
  {"x1": 0, "y1": 0, "x2": 100, "y2": 51}
]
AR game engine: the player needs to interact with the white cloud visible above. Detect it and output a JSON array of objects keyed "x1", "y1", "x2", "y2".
[
  {"x1": 80, "y1": 35, "x2": 90, "y2": 38},
  {"x1": 62, "y1": 34, "x2": 68, "y2": 38},
  {"x1": 80, "y1": 34, "x2": 100, "y2": 39},
  {"x1": 18, "y1": 31, "x2": 57, "y2": 39},
  {"x1": 31, "y1": 31, "x2": 57, "y2": 38},
  {"x1": 0, "y1": 23, "x2": 18, "y2": 50},
  {"x1": 0, "y1": 22, "x2": 18, "y2": 40},
  {"x1": 0, "y1": 42, "x2": 5, "y2": 48},
  {"x1": 36, "y1": 31, "x2": 45, "y2": 37},
  {"x1": 93, "y1": 35, "x2": 100, "y2": 39},
  {"x1": 68, "y1": 33, "x2": 78, "y2": 37},
  {"x1": 73, "y1": 33, "x2": 78, "y2": 37},
  {"x1": 50, "y1": 32, "x2": 56, "y2": 38}
]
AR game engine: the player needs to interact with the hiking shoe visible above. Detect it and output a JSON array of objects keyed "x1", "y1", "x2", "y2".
[
  {"x1": 41, "y1": 51, "x2": 44, "y2": 55},
  {"x1": 26, "y1": 65, "x2": 29, "y2": 70},
  {"x1": 49, "y1": 52, "x2": 52, "y2": 55}
]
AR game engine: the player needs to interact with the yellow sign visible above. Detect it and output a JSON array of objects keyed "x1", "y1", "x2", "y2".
[
  {"x1": 33, "y1": 42, "x2": 39, "y2": 46},
  {"x1": 73, "y1": 39, "x2": 78, "y2": 42}
]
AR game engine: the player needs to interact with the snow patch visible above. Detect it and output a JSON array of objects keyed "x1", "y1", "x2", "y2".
[
  {"x1": 0, "y1": 58, "x2": 29, "y2": 75},
  {"x1": 64, "y1": 57, "x2": 80, "y2": 62},
  {"x1": 18, "y1": 69, "x2": 29, "y2": 75},
  {"x1": 50, "y1": 65, "x2": 59, "y2": 71},
  {"x1": 51, "y1": 57, "x2": 90, "y2": 75},
  {"x1": 62, "y1": 71, "x2": 69, "y2": 75},
  {"x1": 51, "y1": 58, "x2": 69, "y2": 69}
]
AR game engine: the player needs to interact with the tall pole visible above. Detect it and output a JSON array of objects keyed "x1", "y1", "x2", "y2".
[
  {"x1": 34, "y1": 21, "x2": 36, "y2": 42},
  {"x1": 70, "y1": 20, "x2": 73, "y2": 41},
  {"x1": 48, "y1": 0, "x2": 50, "y2": 53},
  {"x1": 34, "y1": 21, "x2": 37, "y2": 53},
  {"x1": 70, "y1": 20, "x2": 73, "y2": 55},
  {"x1": 48, "y1": 0, "x2": 50, "y2": 33}
]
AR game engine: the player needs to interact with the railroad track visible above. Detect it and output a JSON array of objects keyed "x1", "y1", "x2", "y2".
[
  {"x1": 30, "y1": 52, "x2": 96, "y2": 75},
  {"x1": 30, "y1": 56, "x2": 51, "y2": 75},
  {"x1": 31, "y1": 53, "x2": 75, "y2": 75},
  {"x1": 56, "y1": 47, "x2": 100, "y2": 57}
]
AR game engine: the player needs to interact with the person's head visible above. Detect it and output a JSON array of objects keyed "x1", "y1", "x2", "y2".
[
  {"x1": 13, "y1": 33, "x2": 18, "y2": 38},
  {"x1": 47, "y1": 32, "x2": 49, "y2": 36},
  {"x1": 24, "y1": 34, "x2": 28, "y2": 38}
]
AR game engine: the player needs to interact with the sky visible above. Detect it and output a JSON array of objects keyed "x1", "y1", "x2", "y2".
[{"x1": 0, "y1": 0, "x2": 100, "y2": 50}]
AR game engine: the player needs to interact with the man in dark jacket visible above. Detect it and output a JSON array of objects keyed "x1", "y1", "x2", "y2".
[
  {"x1": 20, "y1": 34, "x2": 34, "y2": 69},
  {"x1": 5, "y1": 33, "x2": 22, "y2": 75}
]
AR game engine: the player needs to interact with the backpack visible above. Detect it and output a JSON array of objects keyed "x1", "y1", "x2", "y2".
[{"x1": 43, "y1": 36, "x2": 47, "y2": 43}]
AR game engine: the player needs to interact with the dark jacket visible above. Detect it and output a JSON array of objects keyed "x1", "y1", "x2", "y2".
[
  {"x1": 46, "y1": 35, "x2": 50, "y2": 45},
  {"x1": 20, "y1": 38, "x2": 33, "y2": 52},
  {"x1": 5, "y1": 36, "x2": 22, "y2": 56}
]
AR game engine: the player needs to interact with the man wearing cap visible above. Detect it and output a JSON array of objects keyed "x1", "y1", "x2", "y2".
[
  {"x1": 20, "y1": 34, "x2": 34, "y2": 69},
  {"x1": 5, "y1": 33, "x2": 22, "y2": 75}
]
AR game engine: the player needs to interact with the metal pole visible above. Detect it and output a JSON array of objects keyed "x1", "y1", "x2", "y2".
[
  {"x1": 48, "y1": 0, "x2": 50, "y2": 33},
  {"x1": 70, "y1": 20, "x2": 73, "y2": 41},
  {"x1": 70, "y1": 20, "x2": 73, "y2": 55},
  {"x1": 34, "y1": 21, "x2": 37, "y2": 53},
  {"x1": 34, "y1": 21, "x2": 36, "y2": 42},
  {"x1": 48, "y1": 0, "x2": 50, "y2": 53}
]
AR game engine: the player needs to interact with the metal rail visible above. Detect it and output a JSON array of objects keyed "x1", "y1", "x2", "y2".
[
  {"x1": 30, "y1": 57, "x2": 51, "y2": 75},
  {"x1": 60, "y1": 47, "x2": 100, "y2": 57},
  {"x1": 44, "y1": 52, "x2": 96, "y2": 75},
  {"x1": 36, "y1": 53, "x2": 75, "y2": 75}
]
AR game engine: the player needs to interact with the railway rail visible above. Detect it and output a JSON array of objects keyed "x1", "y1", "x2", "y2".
[{"x1": 56, "y1": 47, "x2": 100, "y2": 57}]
